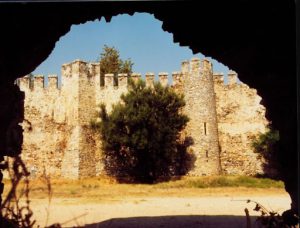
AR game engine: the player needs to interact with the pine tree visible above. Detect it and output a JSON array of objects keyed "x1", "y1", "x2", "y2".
[
  {"x1": 95, "y1": 79, "x2": 189, "y2": 183},
  {"x1": 98, "y1": 45, "x2": 133, "y2": 86}
]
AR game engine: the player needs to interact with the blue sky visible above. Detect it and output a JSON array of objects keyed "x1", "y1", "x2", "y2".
[{"x1": 33, "y1": 13, "x2": 230, "y2": 80}]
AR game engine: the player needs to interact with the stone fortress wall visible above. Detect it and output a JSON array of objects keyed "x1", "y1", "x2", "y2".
[{"x1": 16, "y1": 58, "x2": 268, "y2": 179}]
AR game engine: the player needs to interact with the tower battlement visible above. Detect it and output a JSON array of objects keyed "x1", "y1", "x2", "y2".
[
  {"x1": 61, "y1": 60, "x2": 101, "y2": 82},
  {"x1": 180, "y1": 58, "x2": 213, "y2": 82}
]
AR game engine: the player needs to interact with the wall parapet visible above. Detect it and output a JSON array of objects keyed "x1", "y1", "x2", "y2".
[
  {"x1": 172, "y1": 72, "x2": 182, "y2": 85},
  {"x1": 104, "y1": 73, "x2": 114, "y2": 87},
  {"x1": 158, "y1": 72, "x2": 168, "y2": 87},
  {"x1": 118, "y1": 73, "x2": 128, "y2": 87},
  {"x1": 18, "y1": 59, "x2": 240, "y2": 93},
  {"x1": 34, "y1": 75, "x2": 45, "y2": 88},
  {"x1": 131, "y1": 73, "x2": 141, "y2": 83},
  {"x1": 145, "y1": 72, "x2": 155, "y2": 87},
  {"x1": 227, "y1": 70, "x2": 238, "y2": 85},
  {"x1": 213, "y1": 72, "x2": 224, "y2": 84},
  {"x1": 18, "y1": 74, "x2": 59, "y2": 91},
  {"x1": 213, "y1": 71, "x2": 240, "y2": 86},
  {"x1": 48, "y1": 75, "x2": 59, "y2": 89}
]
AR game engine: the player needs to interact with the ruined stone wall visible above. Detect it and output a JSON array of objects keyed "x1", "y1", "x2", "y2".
[
  {"x1": 15, "y1": 58, "x2": 268, "y2": 179},
  {"x1": 213, "y1": 71, "x2": 268, "y2": 175}
]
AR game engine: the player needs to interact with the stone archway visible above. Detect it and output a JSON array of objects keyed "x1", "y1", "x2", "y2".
[{"x1": 0, "y1": 0, "x2": 297, "y2": 221}]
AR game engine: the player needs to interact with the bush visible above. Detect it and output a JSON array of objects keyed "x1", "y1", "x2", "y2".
[
  {"x1": 95, "y1": 79, "x2": 191, "y2": 183},
  {"x1": 252, "y1": 126, "x2": 280, "y2": 178}
]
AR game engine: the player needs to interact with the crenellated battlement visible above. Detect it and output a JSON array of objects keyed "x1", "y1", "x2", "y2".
[
  {"x1": 17, "y1": 76, "x2": 30, "y2": 89},
  {"x1": 145, "y1": 72, "x2": 155, "y2": 87},
  {"x1": 131, "y1": 73, "x2": 141, "y2": 83},
  {"x1": 48, "y1": 75, "x2": 59, "y2": 89},
  {"x1": 118, "y1": 73, "x2": 128, "y2": 87},
  {"x1": 158, "y1": 72, "x2": 168, "y2": 87},
  {"x1": 34, "y1": 75, "x2": 45, "y2": 88},
  {"x1": 180, "y1": 58, "x2": 213, "y2": 81},
  {"x1": 172, "y1": 71, "x2": 182, "y2": 85},
  {"x1": 104, "y1": 73, "x2": 114, "y2": 87},
  {"x1": 227, "y1": 70, "x2": 238, "y2": 85},
  {"x1": 18, "y1": 74, "x2": 59, "y2": 91},
  {"x1": 213, "y1": 72, "x2": 224, "y2": 84},
  {"x1": 213, "y1": 70, "x2": 240, "y2": 86},
  {"x1": 18, "y1": 58, "x2": 241, "y2": 94},
  {"x1": 61, "y1": 59, "x2": 100, "y2": 79}
]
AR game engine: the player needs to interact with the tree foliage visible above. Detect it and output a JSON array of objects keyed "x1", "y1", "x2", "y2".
[
  {"x1": 94, "y1": 79, "x2": 191, "y2": 183},
  {"x1": 252, "y1": 126, "x2": 280, "y2": 178},
  {"x1": 98, "y1": 45, "x2": 133, "y2": 85}
]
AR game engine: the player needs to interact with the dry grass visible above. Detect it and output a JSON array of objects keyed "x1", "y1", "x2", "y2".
[{"x1": 2, "y1": 175, "x2": 285, "y2": 203}]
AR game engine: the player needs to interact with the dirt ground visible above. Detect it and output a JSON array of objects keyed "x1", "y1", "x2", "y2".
[{"x1": 29, "y1": 189, "x2": 291, "y2": 228}]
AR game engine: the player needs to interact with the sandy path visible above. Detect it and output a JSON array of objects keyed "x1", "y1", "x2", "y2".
[{"x1": 30, "y1": 194, "x2": 291, "y2": 227}]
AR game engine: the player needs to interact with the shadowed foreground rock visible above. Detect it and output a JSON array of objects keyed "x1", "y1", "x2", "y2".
[{"x1": 85, "y1": 215, "x2": 259, "y2": 228}]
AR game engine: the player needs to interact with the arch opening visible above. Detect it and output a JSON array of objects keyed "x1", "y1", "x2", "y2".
[{"x1": 0, "y1": 1, "x2": 296, "y2": 225}]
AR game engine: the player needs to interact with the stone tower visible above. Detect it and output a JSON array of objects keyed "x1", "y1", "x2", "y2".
[
  {"x1": 60, "y1": 60, "x2": 101, "y2": 178},
  {"x1": 182, "y1": 58, "x2": 221, "y2": 175}
]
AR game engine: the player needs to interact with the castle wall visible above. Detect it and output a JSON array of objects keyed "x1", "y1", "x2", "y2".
[
  {"x1": 96, "y1": 73, "x2": 129, "y2": 113},
  {"x1": 17, "y1": 75, "x2": 72, "y2": 178},
  {"x1": 15, "y1": 58, "x2": 269, "y2": 179},
  {"x1": 213, "y1": 71, "x2": 268, "y2": 175}
]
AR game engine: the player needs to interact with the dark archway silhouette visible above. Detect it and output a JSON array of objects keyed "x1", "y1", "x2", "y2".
[{"x1": 0, "y1": 0, "x2": 297, "y2": 222}]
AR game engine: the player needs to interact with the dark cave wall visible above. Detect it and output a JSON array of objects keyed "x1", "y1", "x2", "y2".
[{"x1": 0, "y1": 0, "x2": 297, "y2": 215}]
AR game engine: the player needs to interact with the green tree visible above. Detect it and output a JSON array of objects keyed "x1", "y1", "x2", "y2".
[
  {"x1": 94, "y1": 79, "x2": 190, "y2": 183},
  {"x1": 252, "y1": 126, "x2": 280, "y2": 178},
  {"x1": 98, "y1": 45, "x2": 133, "y2": 86}
]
